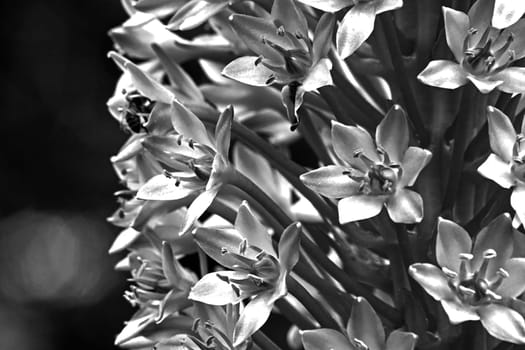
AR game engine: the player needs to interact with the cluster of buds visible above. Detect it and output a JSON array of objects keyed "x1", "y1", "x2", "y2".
[{"x1": 105, "y1": 0, "x2": 525, "y2": 349}]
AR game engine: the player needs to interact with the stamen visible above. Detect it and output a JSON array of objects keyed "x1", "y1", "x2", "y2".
[
  {"x1": 459, "y1": 253, "x2": 473, "y2": 280},
  {"x1": 458, "y1": 285, "x2": 476, "y2": 296},
  {"x1": 478, "y1": 249, "x2": 497, "y2": 279},
  {"x1": 192, "y1": 318, "x2": 201, "y2": 332},
  {"x1": 491, "y1": 267, "x2": 509, "y2": 290},
  {"x1": 485, "y1": 289, "x2": 502, "y2": 300},
  {"x1": 442, "y1": 267, "x2": 458, "y2": 279}
]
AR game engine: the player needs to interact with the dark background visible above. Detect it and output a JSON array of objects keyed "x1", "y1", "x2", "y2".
[{"x1": 2, "y1": 1, "x2": 133, "y2": 349}]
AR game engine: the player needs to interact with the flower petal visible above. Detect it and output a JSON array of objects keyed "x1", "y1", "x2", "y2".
[
  {"x1": 466, "y1": 75, "x2": 503, "y2": 94},
  {"x1": 493, "y1": 0, "x2": 525, "y2": 29},
  {"x1": 408, "y1": 263, "x2": 456, "y2": 301},
  {"x1": 233, "y1": 292, "x2": 274, "y2": 346},
  {"x1": 471, "y1": 213, "x2": 514, "y2": 275},
  {"x1": 302, "y1": 59, "x2": 333, "y2": 92},
  {"x1": 337, "y1": 3, "x2": 377, "y2": 59},
  {"x1": 440, "y1": 299, "x2": 480, "y2": 324},
  {"x1": 493, "y1": 67, "x2": 525, "y2": 94},
  {"x1": 109, "y1": 227, "x2": 142, "y2": 254},
  {"x1": 168, "y1": 0, "x2": 228, "y2": 31},
  {"x1": 347, "y1": 297, "x2": 385, "y2": 350},
  {"x1": 194, "y1": 227, "x2": 252, "y2": 268},
  {"x1": 312, "y1": 14, "x2": 336, "y2": 63},
  {"x1": 271, "y1": 0, "x2": 308, "y2": 39},
  {"x1": 181, "y1": 186, "x2": 220, "y2": 234},
  {"x1": 296, "y1": 0, "x2": 353, "y2": 12},
  {"x1": 436, "y1": 217, "x2": 472, "y2": 272},
  {"x1": 235, "y1": 201, "x2": 276, "y2": 257},
  {"x1": 222, "y1": 56, "x2": 277, "y2": 87},
  {"x1": 301, "y1": 329, "x2": 353, "y2": 350},
  {"x1": 376, "y1": 105, "x2": 409, "y2": 164},
  {"x1": 278, "y1": 222, "x2": 302, "y2": 272},
  {"x1": 498, "y1": 258, "x2": 525, "y2": 298},
  {"x1": 478, "y1": 154, "x2": 515, "y2": 188},
  {"x1": 338, "y1": 195, "x2": 385, "y2": 223},
  {"x1": 511, "y1": 186, "x2": 525, "y2": 232},
  {"x1": 170, "y1": 99, "x2": 215, "y2": 148},
  {"x1": 443, "y1": 6, "x2": 470, "y2": 62},
  {"x1": 300, "y1": 165, "x2": 361, "y2": 198},
  {"x1": 417, "y1": 60, "x2": 468, "y2": 89},
  {"x1": 399, "y1": 147, "x2": 432, "y2": 187},
  {"x1": 487, "y1": 105, "x2": 517, "y2": 162},
  {"x1": 385, "y1": 330, "x2": 418, "y2": 350},
  {"x1": 332, "y1": 121, "x2": 379, "y2": 170},
  {"x1": 479, "y1": 304, "x2": 525, "y2": 344},
  {"x1": 375, "y1": 0, "x2": 403, "y2": 14},
  {"x1": 385, "y1": 189, "x2": 424, "y2": 224},
  {"x1": 189, "y1": 272, "x2": 245, "y2": 305},
  {"x1": 215, "y1": 105, "x2": 233, "y2": 159},
  {"x1": 137, "y1": 174, "x2": 200, "y2": 201}
]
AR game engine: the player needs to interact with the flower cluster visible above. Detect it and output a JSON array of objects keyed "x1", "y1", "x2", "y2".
[{"x1": 105, "y1": 0, "x2": 525, "y2": 349}]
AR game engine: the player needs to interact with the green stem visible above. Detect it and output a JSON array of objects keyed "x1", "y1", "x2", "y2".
[
  {"x1": 252, "y1": 331, "x2": 282, "y2": 350},
  {"x1": 275, "y1": 299, "x2": 316, "y2": 330},
  {"x1": 298, "y1": 109, "x2": 333, "y2": 165},
  {"x1": 198, "y1": 247, "x2": 208, "y2": 276},
  {"x1": 378, "y1": 14, "x2": 428, "y2": 146}
]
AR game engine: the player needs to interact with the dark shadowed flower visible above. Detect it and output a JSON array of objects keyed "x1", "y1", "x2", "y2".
[
  {"x1": 298, "y1": 0, "x2": 403, "y2": 59},
  {"x1": 189, "y1": 202, "x2": 302, "y2": 346},
  {"x1": 409, "y1": 214, "x2": 525, "y2": 344},
  {"x1": 302, "y1": 297, "x2": 417, "y2": 350},
  {"x1": 301, "y1": 105, "x2": 431, "y2": 224},
  {"x1": 478, "y1": 106, "x2": 525, "y2": 227},
  {"x1": 418, "y1": 0, "x2": 525, "y2": 93}
]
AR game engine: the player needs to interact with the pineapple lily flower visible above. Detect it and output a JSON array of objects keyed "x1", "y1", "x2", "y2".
[
  {"x1": 298, "y1": 0, "x2": 403, "y2": 59},
  {"x1": 418, "y1": 0, "x2": 525, "y2": 94},
  {"x1": 302, "y1": 297, "x2": 417, "y2": 350},
  {"x1": 409, "y1": 214, "x2": 525, "y2": 344},
  {"x1": 478, "y1": 106, "x2": 525, "y2": 227},
  {"x1": 189, "y1": 202, "x2": 302, "y2": 346},
  {"x1": 300, "y1": 105, "x2": 432, "y2": 224},
  {"x1": 222, "y1": 0, "x2": 335, "y2": 129}
]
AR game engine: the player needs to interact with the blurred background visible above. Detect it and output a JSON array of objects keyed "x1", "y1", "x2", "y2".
[{"x1": 2, "y1": 1, "x2": 133, "y2": 349}]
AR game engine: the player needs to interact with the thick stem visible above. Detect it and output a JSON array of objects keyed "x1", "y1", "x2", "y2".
[{"x1": 252, "y1": 331, "x2": 282, "y2": 350}]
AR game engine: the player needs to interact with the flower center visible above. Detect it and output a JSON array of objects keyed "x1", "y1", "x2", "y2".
[
  {"x1": 118, "y1": 89, "x2": 153, "y2": 133},
  {"x1": 443, "y1": 250, "x2": 509, "y2": 306},
  {"x1": 461, "y1": 27, "x2": 515, "y2": 76}
]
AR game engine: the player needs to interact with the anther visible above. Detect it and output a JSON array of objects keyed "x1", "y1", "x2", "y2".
[
  {"x1": 254, "y1": 56, "x2": 263, "y2": 66},
  {"x1": 221, "y1": 247, "x2": 229, "y2": 255},
  {"x1": 239, "y1": 239, "x2": 247, "y2": 255},
  {"x1": 192, "y1": 318, "x2": 201, "y2": 332},
  {"x1": 485, "y1": 289, "x2": 502, "y2": 300},
  {"x1": 353, "y1": 338, "x2": 369, "y2": 350},
  {"x1": 458, "y1": 285, "x2": 476, "y2": 296},
  {"x1": 442, "y1": 267, "x2": 458, "y2": 279},
  {"x1": 491, "y1": 267, "x2": 509, "y2": 290}
]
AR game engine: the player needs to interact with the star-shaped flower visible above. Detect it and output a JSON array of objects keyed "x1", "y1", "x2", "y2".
[
  {"x1": 302, "y1": 297, "x2": 417, "y2": 350},
  {"x1": 301, "y1": 105, "x2": 431, "y2": 224},
  {"x1": 298, "y1": 0, "x2": 403, "y2": 59},
  {"x1": 189, "y1": 202, "x2": 302, "y2": 346},
  {"x1": 409, "y1": 214, "x2": 525, "y2": 344},
  {"x1": 222, "y1": 0, "x2": 335, "y2": 128},
  {"x1": 418, "y1": 0, "x2": 525, "y2": 93},
  {"x1": 478, "y1": 106, "x2": 525, "y2": 227}
]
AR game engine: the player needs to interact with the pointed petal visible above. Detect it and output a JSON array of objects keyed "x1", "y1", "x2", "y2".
[
  {"x1": 468, "y1": 0, "x2": 494, "y2": 33},
  {"x1": 137, "y1": 174, "x2": 199, "y2": 201},
  {"x1": 436, "y1": 218, "x2": 472, "y2": 272},
  {"x1": 233, "y1": 292, "x2": 274, "y2": 346},
  {"x1": 493, "y1": 0, "x2": 525, "y2": 28},
  {"x1": 479, "y1": 304, "x2": 525, "y2": 344},
  {"x1": 347, "y1": 297, "x2": 385, "y2": 350},
  {"x1": 385, "y1": 330, "x2": 418, "y2": 350},
  {"x1": 472, "y1": 213, "x2": 514, "y2": 274},
  {"x1": 478, "y1": 154, "x2": 514, "y2": 188},
  {"x1": 235, "y1": 202, "x2": 276, "y2": 256},
  {"x1": 376, "y1": 0, "x2": 403, "y2": 14},
  {"x1": 399, "y1": 147, "x2": 432, "y2": 187},
  {"x1": 487, "y1": 105, "x2": 517, "y2": 162},
  {"x1": 338, "y1": 195, "x2": 385, "y2": 223},
  {"x1": 109, "y1": 227, "x2": 142, "y2": 254},
  {"x1": 332, "y1": 121, "x2": 379, "y2": 169},
  {"x1": 222, "y1": 56, "x2": 277, "y2": 87},
  {"x1": 385, "y1": 189, "x2": 423, "y2": 224},
  {"x1": 417, "y1": 60, "x2": 468, "y2": 89},
  {"x1": 408, "y1": 263, "x2": 456, "y2": 301},
  {"x1": 302, "y1": 59, "x2": 333, "y2": 92},
  {"x1": 443, "y1": 6, "x2": 470, "y2": 62},
  {"x1": 440, "y1": 299, "x2": 480, "y2": 324},
  {"x1": 181, "y1": 186, "x2": 220, "y2": 234},
  {"x1": 278, "y1": 222, "x2": 302, "y2": 271},
  {"x1": 168, "y1": 0, "x2": 228, "y2": 31},
  {"x1": 505, "y1": 20, "x2": 525, "y2": 59},
  {"x1": 312, "y1": 14, "x2": 336, "y2": 63},
  {"x1": 170, "y1": 99, "x2": 215, "y2": 148},
  {"x1": 125, "y1": 61, "x2": 175, "y2": 104},
  {"x1": 466, "y1": 75, "x2": 503, "y2": 94},
  {"x1": 193, "y1": 227, "x2": 252, "y2": 268},
  {"x1": 337, "y1": 3, "x2": 377, "y2": 59},
  {"x1": 296, "y1": 0, "x2": 353, "y2": 12},
  {"x1": 189, "y1": 272, "x2": 244, "y2": 305},
  {"x1": 511, "y1": 186, "x2": 525, "y2": 230},
  {"x1": 376, "y1": 105, "x2": 409, "y2": 164},
  {"x1": 498, "y1": 258, "x2": 525, "y2": 298},
  {"x1": 301, "y1": 329, "x2": 354, "y2": 350},
  {"x1": 300, "y1": 165, "x2": 361, "y2": 198},
  {"x1": 493, "y1": 67, "x2": 525, "y2": 94},
  {"x1": 271, "y1": 0, "x2": 308, "y2": 38},
  {"x1": 215, "y1": 105, "x2": 233, "y2": 159}
]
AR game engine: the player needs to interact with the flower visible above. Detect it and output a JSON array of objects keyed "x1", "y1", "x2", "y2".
[
  {"x1": 302, "y1": 296, "x2": 417, "y2": 350},
  {"x1": 222, "y1": 0, "x2": 335, "y2": 128},
  {"x1": 418, "y1": 0, "x2": 525, "y2": 94},
  {"x1": 300, "y1": 105, "x2": 431, "y2": 224},
  {"x1": 189, "y1": 202, "x2": 302, "y2": 346},
  {"x1": 478, "y1": 106, "x2": 525, "y2": 227},
  {"x1": 298, "y1": 0, "x2": 403, "y2": 59},
  {"x1": 409, "y1": 214, "x2": 525, "y2": 344},
  {"x1": 493, "y1": 0, "x2": 525, "y2": 29}
]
